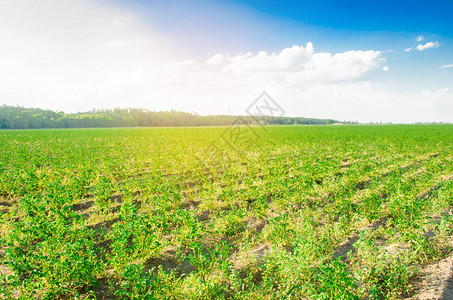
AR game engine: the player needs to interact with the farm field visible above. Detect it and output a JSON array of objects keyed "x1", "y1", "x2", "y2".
[{"x1": 1, "y1": 125, "x2": 453, "y2": 299}]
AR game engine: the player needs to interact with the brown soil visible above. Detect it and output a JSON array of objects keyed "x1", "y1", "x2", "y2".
[{"x1": 406, "y1": 244, "x2": 453, "y2": 300}]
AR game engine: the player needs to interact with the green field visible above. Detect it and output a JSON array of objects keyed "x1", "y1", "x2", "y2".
[{"x1": 1, "y1": 125, "x2": 453, "y2": 299}]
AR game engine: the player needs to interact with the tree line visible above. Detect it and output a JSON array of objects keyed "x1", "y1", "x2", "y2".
[{"x1": 0, "y1": 105, "x2": 338, "y2": 129}]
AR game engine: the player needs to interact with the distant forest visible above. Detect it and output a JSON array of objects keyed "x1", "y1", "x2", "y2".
[{"x1": 0, "y1": 105, "x2": 339, "y2": 129}]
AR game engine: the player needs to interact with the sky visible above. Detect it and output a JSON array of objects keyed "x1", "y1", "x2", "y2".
[{"x1": 1, "y1": 0, "x2": 453, "y2": 123}]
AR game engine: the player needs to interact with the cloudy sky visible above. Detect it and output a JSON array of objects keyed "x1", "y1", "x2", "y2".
[{"x1": 1, "y1": 0, "x2": 453, "y2": 123}]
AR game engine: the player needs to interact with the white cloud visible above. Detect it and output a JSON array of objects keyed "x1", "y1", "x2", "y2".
[
  {"x1": 416, "y1": 36, "x2": 424, "y2": 42},
  {"x1": 416, "y1": 41, "x2": 440, "y2": 51},
  {"x1": 222, "y1": 43, "x2": 315, "y2": 73},
  {"x1": 209, "y1": 44, "x2": 382, "y2": 84},
  {"x1": 383, "y1": 66, "x2": 389, "y2": 72},
  {"x1": 405, "y1": 39, "x2": 440, "y2": 52},
  {"x1": 289, "y1": 50, "x2": 382, "y2": 83},
  {"x1": 440, "y1": 64, "x2": 453, "y2": 69},
  {"x1": 418, "y1": 88, "x2": 450, "y2": 99},
  {"x1": 287, "y1": 84, "x2": 453, "y2": 123},
  {"x1": 206, "y1": 54, "x2": 230, "y2": 65}
]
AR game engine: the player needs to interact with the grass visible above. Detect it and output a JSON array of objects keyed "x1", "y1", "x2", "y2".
[{"x1": 1, "y1": 125, "x2": 453, "y2": 299}]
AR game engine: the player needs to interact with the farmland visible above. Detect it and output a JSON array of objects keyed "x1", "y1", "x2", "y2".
[{"x1": 1, "y1": 125, "x2": 453, "y2": 299}]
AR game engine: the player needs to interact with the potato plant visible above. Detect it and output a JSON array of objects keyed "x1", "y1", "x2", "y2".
[{"x1": 1, "y1": 125, "x2": 453, "y2": 299}]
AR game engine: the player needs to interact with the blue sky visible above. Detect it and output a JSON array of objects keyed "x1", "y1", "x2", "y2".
[
  {"x1": 122, "y1": 0, "x2": 453, "y2": 91},
  {"x1": 234, "y1": 0, "x2": 453, "y2": 34},
  {"x1": 1, "y1": 0, "x2": 453, "y2": 122},
  {"x1": 118, "y1": 0, "x2": 453, "y2": 49}
]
